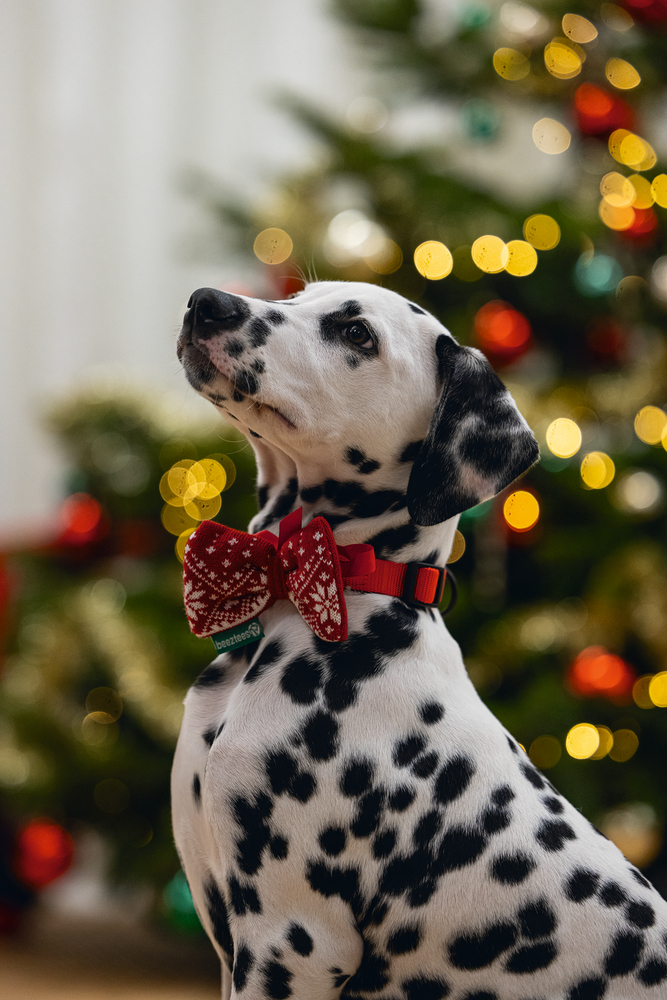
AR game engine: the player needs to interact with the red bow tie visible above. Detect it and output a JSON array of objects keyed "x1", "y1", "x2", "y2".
[{"x1": 182, "y1": 508, "x2": 375, "y2": 643}]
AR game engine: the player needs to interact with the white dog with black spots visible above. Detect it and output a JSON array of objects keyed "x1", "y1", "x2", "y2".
[{"x1": 172, "y1": 281, "x2": 667, "y2": 1000}]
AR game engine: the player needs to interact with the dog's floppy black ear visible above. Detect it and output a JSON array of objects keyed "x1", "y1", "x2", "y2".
[{"x1": 407, "y1": 336, "x2": 539, "y2": 526}]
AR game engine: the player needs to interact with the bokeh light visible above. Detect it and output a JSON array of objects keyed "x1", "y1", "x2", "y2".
[
  {"x1": 546, "y1": 418, "x2": 582, "y2": 458},
  {"x1": 413, "y1": 241, "x2": 453, "y2": 279},
  {"x1": 609, "y1": 729, "x2": 639, "y2": 762},
  {"x1": 614, "y1": 470, "x2": 663, "y2": 514},
  {"x1": 15, "y1": 819, "x2": 74, "y2": 888},
  {"x1": 568, "y1": 646, "x2": 635, "y2": 699},
  {"x1": 633, "y1": 675, "x2": 655, "y2": 709},
  {"x1": 574, "y1": 254, "x2": 623, "y2": 296},
  {"x1": 503, "y1": 491, "x2": 539, "y2": 532},
  {"x1": 601, "y1": 3, "x2": 634, "y2": 31},
  {"x1": 562, "y1": 13, "x2": 598, "y2": 42},
  {"x1": 85, "y1": 687, "x2": 123, "y2": 723},
  {"x1": 609, "y1": 129, "x2": 656, "y2": 171},
  {"x1": 505, "y1": 240, "x2": 537, "y2": 276},
  {"x1": 573, "y1": 83, "x2": 634, "y2": 136},
  {"x1": 566, "y1": 723, "x2": 600, "y2": 759},
  {"x1": 590, "y1": 726, "x2": 614, "y2": 760},
  {"x1": 648, "y1": 672, "x2": 667, "y2": 707},
  {"x1": 447, "y1": 530, "x2": 466, "y2": 564},
  {"x1": 474, "y1": 301, "x2": 532, "y2": 357},
  {"x1": 528, "y1": 735, "x2": 562, "y2": 769},
  {"x1": 532, "y1": 117, "x2": 571, "y2": 154},
  {"x1": 652, "y1": 174, "x2": 667, "y2": 208},
  {"x1": 471, "y1": 236, "x2": 509, "y2": 273},
  {"x1": 60, "y1": 493, "x2": 104, "y2": 540},
  {"x1": 601, "y1": 172, "x2": 636, "y2": 208},
  {"x1": 580, "y1": 451, "x2": 615, "y2": 489},
  {"x1": 629, "y1": 174, "x2": 654, "y2": 208},
  {"x1": 606, "y1": 58, "x2": 641, "y2": 89},
  {"x1": 544, "y1": 38, "x2": 583, "y2": 80},
  {"x1": 346, "y1": 96, "x2": 388, "y2": 133},
  {"x1": 523, "y1": 214, "x2": 560, "y2": 250},
  {"x1": 367, "y1": 239, "x2": 403, "y2": 274},
  {"x1": 253, "y1": 228, "x2": 293, "y2": 265},
  {"x1": 599, "y1": 199, "x2": 635, "y2": 231},
  {"x1": 634, "y1": 405, "x2": 667, "y2": 444},
  {"x1": 176, "y1": 528, "x2": 196, "y2": 563},
  {"x1": 493, "y1": 47, "x2": 530, "y2": 81}
]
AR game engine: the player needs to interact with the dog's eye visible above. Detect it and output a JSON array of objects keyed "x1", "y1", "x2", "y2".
[{"x1": 341, "y1": 322, "x2": 374, "y2": 350}]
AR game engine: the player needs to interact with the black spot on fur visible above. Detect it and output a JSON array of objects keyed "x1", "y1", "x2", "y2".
[
  {"x1": 262, "y1": 960, "x2": 292, "y2": 1000},
  {"x1": 413, "y1": 809, "x2": 443, "y2": 846},
  {"x1": 351, "y1": 788, "x2": 386, "y2": 838},
  {"x1": 248, "y1": 317, "x2": 271, "y2": 348},
  {"x1": 373, "y1": 828, "x2": 397, "y2": 858},
  {"x1": 380, "y1": 827, "x2": 487, "y2": 907},
  {"x1": 638, "y1": 959, "x2": 667, "y2": 986},
  {"x1": 289, "y1": 770, "x2": 317, "y2": 802},
  {"x1": 202, "y1": 725, "x2": 218, "y2": 748},
  {"x1": 265, "y1": 309, "x2": 286, "y2": 325},
  {"x1": 193, "y1": 661, "x2": 227, "y2": 687},
  {"x1": 301, "y1": 710, "x2": 339, "y2": 761},
  {"x1": 449, "y1": 921, "x2": 518, "y2": 969},
  {"x1": 543, "y1": 795, "x2": 564, "y2": 814},
  {"x1": 504, "y1": 941, "x2": 557, "y2": 973},
  {"x1": 420, "y1": 701, "x2": 444, "y2": 725},
  {"x1": 599, "y1": 881, "x2": 627, "y2": 907},
  {"x1": 490, "y1": 851, "x2": 536, "y2": 885},
  {"x1": 567, "y1": 977, "x2": 607, "y2": 1000},
  {"x1": 232, "y1": 792, "x2": 273, "y2": 875},
  {"x1": 287, "y1": 923, "x2": 313, "y2": 956},
  {"x1": 507, "y1": 736, "x2": 519, "y2": 753},
  {"x1": 629, "y1": 867, "x2": 651, "y2": 889},
  {"x1": 535, "y1": 819, "x2": 577, "y2": 852},
  {"x1": 393, "y1": 735, "x2": 427, "y2": 767},
  {"x1": 403, "y1": 977, "x2": 450, "y2": 1000},
  {"x1": 605, "y1": 930, "x2": 644, "y2": 976},
  {"x1": 244, "y1": 639, "x2": 284, "y2": 683},
  {"x1": 280, "y1": 655, "x2": 323, "y2": 705},
  {"x1": 300, "y1": 484, "x2": 323, "y2": 503},
  {"x1": 626, "y1": 900, "x2": 655, "y2": 928},
  {"x1": 521, "y1": 762, "x2": 545, "y2": 790},
  {"x1": 366, "y1": 520, "x2": 419, "y2": 558},
  {"x1": 492, "y1": 785, "x2": 515, "y2": 806},
  {"x1": 399, "y1": 440, "x2": 423, "y2": 463},
  {"x1": 518, "y1": 899, "x2": 557, "y2": 938},
  {"x1": 257, "y1": 483, "x2": 269, "y2": 509},
  {"x1": 192, "y1": 774, "x2": 201, "y2": 807},
  {"x1": 233, "y1": 944, "x2": 253, "y2": 991},
  {"x1": 319, "y1": 826, "x2": 347, "y2": 856},
  {"x1": 204, "y1": 878, "x2": 234, "y2": 962},
  {"x1": 341, "y1": 758, "x2": 375, "y2": 797},
  {"x1": 321, "y1": 477, "x2": 406, "y2": 519},
  {"x1": 306, "y1": 860, "x2": 361, "y2": 908},
  {"x1": 269, "y1": 835, "x2": 288, "y2": 859},
  {"x1": 565, "y1": 868, "x2": 600, "y2": 903},
  {"x1": 482, "y1": 807, "x2": 512, "y2": 835},
  {"x1": 412, "y1": 751, "x2": 439, "y2": 778},
  {"x1": 225, "y1": 337, "x2": 244, "y2": 358},
  {"x1": 408, "y1": 303, "x2": 426, "y2": 316},
  {"x1": 389, "y1": 786, "x2": 416, "y2": 812},
  {"x1": 344, "y1": 940, "x2": 389, "y2": 993},
  {"x1": 386, "y1": 924, "x2": 422, "y2": 954},
  {"x1": 228, "y1": 875, "x2": 261, "y2": 916},
  {"x1": 266, "y1": 750, "x2": 298, "y2": 795},
  {"x1": 253, "y1": 478, "x2": 299, "y2": 532},
  {"x1": 345, "y1": 446, "x2": 381, "y2": 475},
  {"x1": 434, "y1": 755, "x2": 475, "y2": 805},
  {"x1": 461, "y1": 993, "x2": 497, "y2": 1000}
]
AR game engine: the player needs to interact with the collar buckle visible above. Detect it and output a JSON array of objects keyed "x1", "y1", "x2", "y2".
[{"x1": 402, "y1": 561, "x2": 446, "y2": 609}]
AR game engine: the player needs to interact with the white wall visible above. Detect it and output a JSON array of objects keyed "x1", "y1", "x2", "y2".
[{"x1": 0, "y1": 0, "x2": 362, "y2": 533}]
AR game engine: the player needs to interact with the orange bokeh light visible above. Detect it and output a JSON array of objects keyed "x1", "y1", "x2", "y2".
[
  {"x1": 573, "y1": 83, "x2": 634, "y2": 135},
  {"x1": 568, "y1": 645, "x2": 635, "y2": 701},
  {"x1": 474, "y1": 301, "x2": 532, "y2": 360},
  {"x1": 15, "y1": 818, "x2": 74, "y2": 888}
]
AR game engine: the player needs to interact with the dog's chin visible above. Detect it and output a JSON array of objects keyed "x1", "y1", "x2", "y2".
[{"x1": 179, "y1": 343, "x2": 220, "y2": 391}]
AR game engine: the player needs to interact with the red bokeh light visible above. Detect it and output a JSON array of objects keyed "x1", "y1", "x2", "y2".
[
  {"x1": 623, "y1": 0, "x2": 667, "y2": 24},
  {"x1": 58, "y1": 493, "x2": 107, "y2": 546},
  {"x1": 618, "y1": 206, "x2": 659, "y2": 243},
  {"x1": 573, "y1": 84, "x2": 635, "y2": 136},
  {"x1": 474, "y1": 301, "x2": 532, "y2": 363},
  {"x1": 586, "y1": 317, "x2": 628, "y2": 364},
  {"x1": 567, "y1": 646, "x2": 636, "y2": 701},
  {"x1": 14, "y1": 819, "x2": 74, "y2": 889}
]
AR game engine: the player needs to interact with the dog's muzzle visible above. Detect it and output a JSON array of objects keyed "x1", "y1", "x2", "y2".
[{"x1": 177, "y1": 288, "x2": 250, "y2": 361}]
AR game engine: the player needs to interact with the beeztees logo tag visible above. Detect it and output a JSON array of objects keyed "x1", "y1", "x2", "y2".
[{"x1": 211, "y1": 618, "x2": 264, "y2": 653}]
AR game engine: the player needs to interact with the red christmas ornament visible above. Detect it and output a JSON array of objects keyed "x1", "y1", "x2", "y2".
[
  {"x1": 573, "y1": 84, "x2": 635, "y2": 136},
  {"x1": 14, "y1": 819, "x2": 74, "y2": 889},
  {"x1": 474, "y1": 301, "x2": 532, "y2": 365},
  {"x1": 567, "y1": 646, "x2": 635, "y2": 702}
]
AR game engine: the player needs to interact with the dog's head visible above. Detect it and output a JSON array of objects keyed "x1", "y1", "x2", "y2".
[{"x1": 178, "y1": 281, "x2": 538, "y2": 526}]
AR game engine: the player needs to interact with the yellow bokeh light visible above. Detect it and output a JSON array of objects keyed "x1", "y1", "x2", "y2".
[
  {"x1": 532, "y1": 118, "x2": 571, "y2": 154},
  {"x1": 413, "y1": 241, "x2": 453, "y2": 280},
  {"x1": 629, "y1": 174, "x2": 654, "y2": 209},
  {"x1": 503, "y1": 491, "x2": 539, "y2": 531},
  {"x1": 606, "y1": 58, "x2": 641, "y2": 90},
  {"x1": 523, "y1": 214, "x2": 560, "y2": 250},
  {"x1": 562, "y1": 13, "x2": 598, "y2": 43},
  {"x1": 648, "y1": 671, "x2": 667, "y2": 707},
  {"x1": 448, "y1": 530, "x2": 466, "y2": 564},
  {"x1": 505, "y1": 240, "x2": 538, "y2": 276},
  {"x1": 609, "y1": 729, "x2": 639, "y2": 762},
  {"x1": 198, "y1": 458, "x2": 227, "y2": 493},
  {"x1": 184, "y1": 492, "x2": 222, "y2": 522},
  {"x1": 609, "y1": 130, "x2": 656, "y2": 171},
  {"x1": 600, "y1": 172, "x2": 636, "y2": 208},
  {"x1": 161, "y1": 503, "x2": 199, "y2": 537},
  {"x1": 528, "y1": 735, "x2": 562, "y2": 769},
  {"x1": 601, "y1": 3, "x2": 634, "y2": 31},
  {"x1": 566, "y1": 723, "x2": 600, "y2": 759},
  {"x1": 590, "y1": 726, "x2": 614, "y2": 760},
  {"x1": 546, "y1": 418, "x2": 582, "y2": 458},
  {"x1": 580, "y1": 452, "x2": 615, "y2": 489},
  {"x1": 471, "y1": 236, "x2": 508, "y2": 274},
  {"x1": 176, "y1": 528, "x2": 197, "y2": 563},
  {"x1": 85, "y1": 687, "x2": 123, "y2": 723},
  {"x1": 367, "y1": 239, "x2": 403, "y2": 275},
  {"x1": 599, "y1": 199, "x2": 635, "y2": 231},
  {"x1": 651, "y1": 174, "x2": 667, "y2": 209},
  {"x1": 634, "y1": 406, "x2": 667, "y2": 445},
  {"x1": 253, "y1": 228, "x2": 293, "y2": 265},
  {"x1": 493, "y1": 47, "x2": 530, "y2": 81},
  {"x1": 544, "y1": 38, "x2": 583, "y2": 79},
  {"x1": 633, "y1": 674, "x2": 656, "y2": 709}
]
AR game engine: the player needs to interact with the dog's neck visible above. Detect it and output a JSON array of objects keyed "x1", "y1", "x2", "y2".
[{"x1": 246, "y1": 436, "x2": 459, "y2": 568}]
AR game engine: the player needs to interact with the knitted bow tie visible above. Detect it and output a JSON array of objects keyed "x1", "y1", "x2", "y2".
[{"x1": 182, "y1": 508, "x2": 376, "y2": 644}]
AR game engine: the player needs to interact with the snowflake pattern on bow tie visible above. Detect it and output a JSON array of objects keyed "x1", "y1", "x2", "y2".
[{"x1": 183, "y1": 516, "x2": 348, "y2": 642}]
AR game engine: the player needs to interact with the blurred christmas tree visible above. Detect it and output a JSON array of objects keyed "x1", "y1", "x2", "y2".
[
  {"x1": 186, "y1": 1, "x2": 667, "y2": 888},
  {"x1": 0, "y1": 382, "x2": 256, "y2": 931}
]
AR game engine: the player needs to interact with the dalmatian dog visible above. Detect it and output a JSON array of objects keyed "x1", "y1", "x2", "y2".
[{"x1": 172, "y1": 281, "x2": 667, "y2": 1000}]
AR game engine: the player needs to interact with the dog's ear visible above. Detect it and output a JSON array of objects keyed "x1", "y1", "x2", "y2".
[{"x1": 407, "y1": 336, "x2": 539, "y2": 526}]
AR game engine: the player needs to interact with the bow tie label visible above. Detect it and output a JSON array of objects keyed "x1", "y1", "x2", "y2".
[{"x1": 211, "y1": 617, "x2": 264, "y2": 654}]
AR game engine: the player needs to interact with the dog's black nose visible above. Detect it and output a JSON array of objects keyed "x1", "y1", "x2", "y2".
[{"x1": 187, "y1": 288, "x2": 250, "y2": 338}]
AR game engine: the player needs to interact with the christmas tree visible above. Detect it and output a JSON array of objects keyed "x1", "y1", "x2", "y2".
[{"x1": 187, "y1": 0, "x2": 667, "y2": 888}]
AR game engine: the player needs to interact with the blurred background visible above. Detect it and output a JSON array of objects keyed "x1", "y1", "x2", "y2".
[{"x1": 2, "y1": 0, "x2": 667, "y2": 995}]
